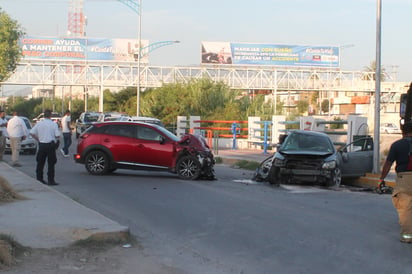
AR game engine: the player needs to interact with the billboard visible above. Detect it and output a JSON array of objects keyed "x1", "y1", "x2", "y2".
[
  {"x1": 201, "y1": 41, "x2": 340, "y2": 67},
  {"x1": 20, "y1": 36, "x2": 149, "y2": 62}
]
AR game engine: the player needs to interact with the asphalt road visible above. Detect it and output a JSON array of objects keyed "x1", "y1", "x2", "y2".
[{"x1": 4, "y1": 145, "x2": 412, "y2": 274}]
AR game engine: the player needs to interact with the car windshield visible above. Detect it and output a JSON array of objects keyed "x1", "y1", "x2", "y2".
[
  {"x1": 154, "y1": 124, "x2": 180, "y2": 142},
  {"x1": 84, "y1": 113, "x2": 100, "y2": 122},
  {"x1": 22, "y1": 118, "x2": 32, "y2": 129},
  {"x1": 280, "y1": 132, "x2": 334, "y2": 153}
]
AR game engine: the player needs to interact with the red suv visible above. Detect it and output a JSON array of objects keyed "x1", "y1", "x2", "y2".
[{"x1": 74, "y1": 121, "x2": 215, "y2": 180}]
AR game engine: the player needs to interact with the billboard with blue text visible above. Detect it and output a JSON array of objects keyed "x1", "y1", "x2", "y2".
[{"x1": 201, "y1": 41, "x2": 340, "y2": 67}]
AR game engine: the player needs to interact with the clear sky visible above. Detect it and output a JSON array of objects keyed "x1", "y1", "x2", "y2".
[{"x1": 1, "y1": 0, "x2": 411, "y2": 82}]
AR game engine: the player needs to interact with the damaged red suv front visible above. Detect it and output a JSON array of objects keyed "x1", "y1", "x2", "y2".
[{"x1": 74, "y1": 121, "x2": 215, "y2": 180}]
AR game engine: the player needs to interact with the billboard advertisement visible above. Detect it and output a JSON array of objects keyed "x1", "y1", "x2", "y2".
[
  {"x1": 201, "y1": 41, "x2": 340, "y2": 67},
  {"x1": 20, "y1": 36, "x2": 149, "y2": 62}
]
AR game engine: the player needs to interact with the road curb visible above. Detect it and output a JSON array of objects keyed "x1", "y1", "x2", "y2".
[{"x1": 351, "y1": 173, "x2": 396, "y2": 189}]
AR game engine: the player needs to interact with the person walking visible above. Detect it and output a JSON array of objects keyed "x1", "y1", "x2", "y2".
[
  {"x1": 0, "y1": 110, "x2": 8, "y2": 161},
  {"x1": 6, "y1": 111, "x2": 28, "y2": 167},
  {"x1": 60, "y1": 110, "x2": 72, "y2": 157},
  {"x1": 30, "y1": 109, "x2": 61, "y2": 185},
  {"x1": 380, "y1": 122, "x2": 412, "y2": 243}
]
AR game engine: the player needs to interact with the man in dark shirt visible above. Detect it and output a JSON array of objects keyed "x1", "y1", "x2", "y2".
[{"x1": 380, "y1": 122, "x2": 412, "y2": 243}]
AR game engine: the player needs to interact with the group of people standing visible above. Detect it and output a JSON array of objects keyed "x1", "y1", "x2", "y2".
[{"x1": 0, "y1": 109, "x2": 72, "y2": 185}]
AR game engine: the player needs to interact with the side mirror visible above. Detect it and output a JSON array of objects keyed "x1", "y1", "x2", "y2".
[
  {"x1": 341, "y1": 152, "x2": 349, "y2": 162},
  {"x1": 159, "y1": 136, "x2": 166, "y2": 144}
]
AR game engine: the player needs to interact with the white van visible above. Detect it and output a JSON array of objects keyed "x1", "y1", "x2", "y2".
[{"x1": 122, "y1": 116, "x2": 164, "y2": 127}]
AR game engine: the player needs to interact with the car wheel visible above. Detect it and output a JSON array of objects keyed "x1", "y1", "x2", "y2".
[
  {"x1": 327, "y1": 167, "x2": 342, "y2": 187},
  {"x1": 85, "y1": 151, "x2": 110, "y2": 175},
  {"x1": 267, "y1": 165, "x2": 280, "y2": 186},
  {"x1": 29, "y1": 149, "x2": 37, "y2": 155},
  {"x1": 176, "y1": 155, "x2": 201, "y2": 180}
]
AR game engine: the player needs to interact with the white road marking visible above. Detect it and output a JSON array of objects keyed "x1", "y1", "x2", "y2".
[
  {"x1": 233, "y1": 179, "x2": 261, "y2": 185},
  {"x1": 280, "y1": 185, "x2": 329, "y2": 193}
]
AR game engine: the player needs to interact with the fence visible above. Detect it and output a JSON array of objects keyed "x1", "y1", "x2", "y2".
[{"x1": 176, "y1": 115, "x2": 369, "y2": 153}]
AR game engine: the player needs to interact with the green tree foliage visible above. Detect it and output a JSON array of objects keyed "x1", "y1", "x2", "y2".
[
  {"x1": 102, "y1": 89, "x2": 117, "y2": 111},
  {"x1": 296, "y1": 100, "x2": 309, "y2": 115},
  {"x1": 112, "y1": 87, "x2": 136, "y2": 113},
  {"x1": 0, "y1": 9, "x2": 24, "y2": 82},
  {"x1": 246, "y1": 95, "x2": 275, "y2": 120},
  {"x1": 321, "y1": 99, "x2": 330, "y2": 113},
  {"x1": 330, "y1": 116, "x2": 344, "y2": 129},
  {"x1": 4, "y1": 78, "x2": 279, "y2": 126},
  {"x1": 363, "y1": 60, "x2": 386, "y2": 81},
  {"x1": 139, "y1": 79, "x2": 247, "y2": 125}
]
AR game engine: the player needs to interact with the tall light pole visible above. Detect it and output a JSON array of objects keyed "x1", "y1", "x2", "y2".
[
  {"x1": 134, "y1": 40, "x2": 180, "y2": 115},
  {"x1": 136, "y1": 0, "x2": 142, "y2": 116},
  {"x1": 118, "y1": 0, "x2": 179, "y2": 116},
  {"x1": 373, "y1": 0, "x2": 382, "y2": 174}
]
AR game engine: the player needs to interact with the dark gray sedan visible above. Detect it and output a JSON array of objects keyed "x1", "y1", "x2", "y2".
[{"x1": 254, "y1": 130, "x2": 373, "y2": 187}]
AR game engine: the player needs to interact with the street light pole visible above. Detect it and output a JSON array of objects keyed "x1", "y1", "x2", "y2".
[
  {"x1": 373, "y1": 0, "x2": 382, "y2": 174},
  {"x1": 136, "y1": 0, "x2": 142, "y2": 117},
  {"x1": 118, "y1": 0, "x2": 179, "y2": 117},
  {"x1": 134, "y1": 39, "x2": 180, "y2": 116}
]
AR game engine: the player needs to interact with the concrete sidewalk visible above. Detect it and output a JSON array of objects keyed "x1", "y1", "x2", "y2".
[{"x1": 0, "y1": 162, "x2": 129, "y2": 248}]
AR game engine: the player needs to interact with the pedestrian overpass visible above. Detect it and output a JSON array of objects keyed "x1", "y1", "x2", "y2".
[{"x1": 2, "y1": 60, "x2": 377, "y2": 93}]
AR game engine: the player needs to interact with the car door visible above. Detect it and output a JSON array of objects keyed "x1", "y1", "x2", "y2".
[
  {"x1": 338, "y1": 137, "x2": 373, "y2": 178},
  {"x1": 102, "y1": 124, "x2": 139, "y2": 163},
  {"x1": 133, "y1": 124, "x2": 175, "y2": 168}
]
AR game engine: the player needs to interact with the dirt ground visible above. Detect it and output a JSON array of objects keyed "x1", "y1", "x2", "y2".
[{"x1": 0, "y1": 242, "x2": 185, "y2": 274}]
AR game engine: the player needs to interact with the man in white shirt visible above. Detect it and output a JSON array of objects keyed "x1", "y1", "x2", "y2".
[
  {"x1": 30, "y1": 109, "x2": 61, "y2": 185},
  {"x1": 0, "y1": 110, "x2": 8, "y2": 161},
  {"x1": 6, "y1": 111, "x2": 28, "y2": 167},
  {"x1": 60, "y1": 110, "x2": 72, "y2": 157}
]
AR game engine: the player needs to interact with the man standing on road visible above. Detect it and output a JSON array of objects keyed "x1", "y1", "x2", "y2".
[
  {"x1": 380, "y1": 122, "x2": 412, "y2": 243},
  {"x1": 60, "y1": 110, "x2": 72, "y2": 157},
  {"x1": 30, "y1": 109, "x2": 61, "y2": 185},
  {"x1": 0, "y1": 110, "x2": 7, "y2": 161},
  {"x1": 6, "y1": 111, "x2": 28, "y2": 167}
]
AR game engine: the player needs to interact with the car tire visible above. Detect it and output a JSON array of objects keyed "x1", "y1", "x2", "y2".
[
  {"x1": 176, "y1": 155, "x2": 201, "y2": 180},
  {"x1": 108, "y1": 167, "x2": 117, "y2": 173},
  {"x1": 326, "y1": 167, "x2": 342, "y2": 187},
  {"x1": 85, "y1": 150, "x2": 110, "y2": 175},
  {"x1": 267, "y1": 165, "x2": 280, "y2": 186},
  {"x1": 29, "y1": 149, "x2": 37, "y2": 155}
]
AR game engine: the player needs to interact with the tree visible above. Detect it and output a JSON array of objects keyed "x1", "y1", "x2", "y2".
[
  {"x1": 362, "y1": 60, "x2": 386, "y2": 81},
  {"x1": 139, "y1": 79, "x2": 243, "y2": 126},
  {"x1": 296, "y1": 100, "x2": 309, "y2": 115},
  {"x1": 321, "y1": 99, "x2": 330, "y2": 113},
  {"x1": 0, "y1": 9, "x2": 24, "y2": 82}
]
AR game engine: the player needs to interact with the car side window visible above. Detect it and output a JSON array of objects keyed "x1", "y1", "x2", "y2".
[
  {"x1": 137, "y1": 126, "x2": 162, "y2": 141},
  {"x1": 102, "y1": 124, "x2": 136, "y2": 138}
]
